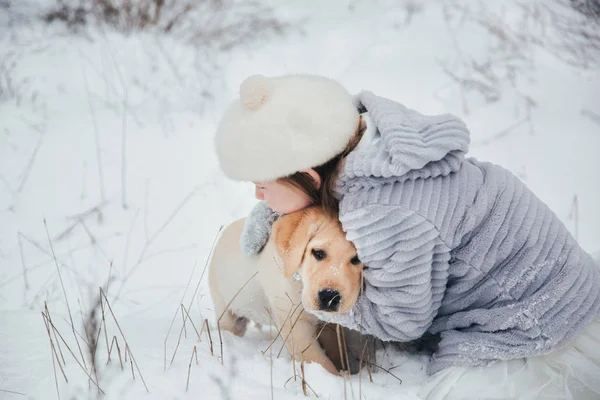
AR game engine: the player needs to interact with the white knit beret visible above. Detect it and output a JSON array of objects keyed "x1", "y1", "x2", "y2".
[{"x1": 215, "y1": 74, "x2": 359, "y2": 182}]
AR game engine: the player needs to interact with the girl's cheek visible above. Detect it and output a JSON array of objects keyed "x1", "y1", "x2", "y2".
[{"x1": 255, "y1": 187, "x2": 265, "y2": 200}]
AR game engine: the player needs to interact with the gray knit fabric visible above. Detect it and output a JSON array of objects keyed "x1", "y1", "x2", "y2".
[
  {"x1": 240, "y1": 201, "x2": 280, "y2": 256},
  {"x1": 241, "y1": 91, "x2": 600, "y2": 375}
]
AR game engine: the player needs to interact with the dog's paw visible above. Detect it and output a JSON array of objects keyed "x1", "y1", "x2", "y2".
[{"x1": 233, "y1": 316, "x2": 249, "y2": 336}]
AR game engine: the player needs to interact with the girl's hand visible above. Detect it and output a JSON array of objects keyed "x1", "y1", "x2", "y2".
[{"x1": 240, "y1": 201, "x2": 281, "y2": 255}]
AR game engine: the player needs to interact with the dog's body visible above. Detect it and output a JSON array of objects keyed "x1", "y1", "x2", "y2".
[{"x1": 208, "y1": 214, "x2": 341, "y2": 375}]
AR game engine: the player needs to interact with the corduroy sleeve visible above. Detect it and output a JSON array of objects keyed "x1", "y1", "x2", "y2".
[{"x1": 310, "y1": 202, "x2": 451, "y2": 343}]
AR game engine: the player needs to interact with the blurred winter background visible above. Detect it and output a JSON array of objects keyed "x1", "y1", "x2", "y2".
[{"x1": 0, "y1": 0, "x2": 599, "y2": 399}]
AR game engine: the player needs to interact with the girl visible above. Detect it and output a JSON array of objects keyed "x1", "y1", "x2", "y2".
[{"x1": 214, "y1": 74, "x2": 600, "y2": 399}]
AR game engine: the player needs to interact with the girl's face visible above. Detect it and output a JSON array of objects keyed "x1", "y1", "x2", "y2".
[{"x1": 254, "y1": 180, "x2": 312, "y2": 215}]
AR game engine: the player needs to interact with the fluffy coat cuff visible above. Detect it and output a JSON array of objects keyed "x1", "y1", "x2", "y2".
[{"x1": 240, "y1": 201, "x2": 280, "y2": 255}]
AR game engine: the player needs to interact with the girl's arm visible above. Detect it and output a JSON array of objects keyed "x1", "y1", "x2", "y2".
[{"x1": 309, "y1": 202, "x2": 452, "y2": 343}]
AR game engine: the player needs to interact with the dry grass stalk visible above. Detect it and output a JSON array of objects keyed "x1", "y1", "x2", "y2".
[
  {"x1": 99, "y1": 289, "x2": 110, "y2": 363},
  {"x1": 185, "y1": 345, "x2": 198, "y2": 391},
  {"x1": 180, "y1": 304, "x2": 201, "y2": 338},
  {"x1": 164, "y1": 258, "x2": 198, "y2": 371},
  {"x1": 341, "y1": 327, "x2": 354, "y2": 399},
  {"x1": 335, "y1": 325, "x2": 347, "y2": 371},
  {"x1": 336, "y1": 325, "x2": 353, "y2": 399},
  {"x1": 99, "y1": 287, "x2": 149, "y2": 392},
  {"x1": 299, "y1": 316, "x2": 335, "y2": 355},
  {"x1": 358, "y1": 338, "x2": 370, "y2": 396},
  {"x1": 216, "y1": 271, "x2": 260, "y2": 365},
  {"x1": 289, "y1": 313, "x2": 297, "y2": 381},
  {"x1": 44, "y1": 302, "x2": 66, "y2": 366},
  {"x1": 262, "y1": 302, "x2": 302, "y2": 356},
  {"x1": 49, "y1": 331, "x2": 61, "y2": 400},
  {"x1": 168, "y1": 303, "x2": 204, "y2": 366},
  {"x1": 42, "y1": 311, "x2": 104, "y2": 394},
  {"x1": 283, "y1": 373, "x2": 319, "y2": 397},
  {"x1": 358, "y1": 268, "x2": 373, "y2": 390},
  {"x1": 336, "y1": 326, "x2": 348, "y2": 400},
  {"x1": 181, "y1": 306, "x2": 188, "y2": 338},
  {"x1": 107, "y1": 335, "x2": 124, "y2": 370},
  {"x1": 126, "y1": 345, "x2": 136, "y2": 380},
  {"x1": 44, "y1": 219, "x2": 88, "y2": 371},
  {"x1": 366, "y1": 362, "x2": 402, "y2": 384},
  {"x1": 164, "y1": 226, "x2": 222, "y2": 369},
  {"x1": 168, "y1": 317, "x2": 191, "y2": 366},
  {"x1": 300, "y1": 362, "x2": 311, "y2": 397},
  {"x1": 366, "y1": 358, "x2": 374, "y2": 383},
  {"x1": 124, "y1": 190, "x2": 198, "y2": 282},
  {"x1": 201, "y1": 319, "x2": 214, "y2": 356},
  {"x1": 0, "y1": 389, "x2": 27, "y2": 397},
  {"x1": 18, "y1": 234, "x2": 29, "y2": 293},
  {"x1": 60, "y1": 315, "x2": 91, "y2": 347},
  {"x1": 266, "y1": 311, "x2": 274, "y2": 400},
  {"x1": 42, "y1": 311, "x2": 68, "y2": 385},
  {"x1": 277, "y1": 308, "x2": 306, "y2": 359},
  {"x1": 55, "y1": 202, "x2": 107, "y2": 242}
]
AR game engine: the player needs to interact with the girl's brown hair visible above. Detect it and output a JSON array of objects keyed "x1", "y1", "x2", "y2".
[{"x1": 278, "y1": 115, "x2": 366, "y2": 218}]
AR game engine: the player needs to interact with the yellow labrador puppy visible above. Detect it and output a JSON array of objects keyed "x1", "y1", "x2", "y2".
[{"x1": 208, "y1": 206, "x2": 365, "y2": 375}]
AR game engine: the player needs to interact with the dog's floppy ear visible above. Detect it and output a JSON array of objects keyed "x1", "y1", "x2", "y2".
[{"x1": 272, "y1": 208, "x2": 322, "y2": 279}]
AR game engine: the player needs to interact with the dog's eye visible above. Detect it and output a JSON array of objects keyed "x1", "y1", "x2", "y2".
[
  {"x1": 312, "y1": 249, "x2": 326, "y2": 261},
  {"x1": 350, "y1": 256, "x2": 361, "y2": 265}
]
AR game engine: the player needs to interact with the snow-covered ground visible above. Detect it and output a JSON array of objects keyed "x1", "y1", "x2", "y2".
[{"x1": 1, "y1": 1, "x2": 599, "y2": 399}]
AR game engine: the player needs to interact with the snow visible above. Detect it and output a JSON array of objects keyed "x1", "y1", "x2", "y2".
[{"x1": 1, "y1": 0, "x2": 598, "y2": 399}]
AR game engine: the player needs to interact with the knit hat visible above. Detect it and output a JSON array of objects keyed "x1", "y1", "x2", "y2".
[{"x1": 215, "y1": 74, "x2": 359, "y2": 182}]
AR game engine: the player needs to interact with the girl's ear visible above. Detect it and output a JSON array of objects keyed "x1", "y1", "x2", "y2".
[
  {"x1": 300, "y1": 168, "x2": 322, "y2": 190},
  {"x1": 272, "y1": 208, "x2": 322, "y2": 279}
]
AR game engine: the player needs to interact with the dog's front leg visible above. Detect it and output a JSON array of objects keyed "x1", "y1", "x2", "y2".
[{"x1": 278, "y1": 311, "x2": 340, "y2": 376}]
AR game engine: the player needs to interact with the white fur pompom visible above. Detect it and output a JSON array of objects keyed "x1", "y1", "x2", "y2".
[{"x1": 240, "y1": 75, "x2": 271, "y2": 110}]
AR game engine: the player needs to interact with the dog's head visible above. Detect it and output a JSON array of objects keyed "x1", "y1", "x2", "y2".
[{"x1": 272, "y1": 207, "x2": 363, "y2": 313}]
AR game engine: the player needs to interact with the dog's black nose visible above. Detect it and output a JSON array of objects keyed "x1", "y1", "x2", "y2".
[{"x1": 318, "y1": 289, "x2": 341, "y2": 311}]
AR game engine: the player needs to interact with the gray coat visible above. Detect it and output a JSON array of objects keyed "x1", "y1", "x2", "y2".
[{"x1": 241, "y1": 91, "x2": 600, "y2": 375}]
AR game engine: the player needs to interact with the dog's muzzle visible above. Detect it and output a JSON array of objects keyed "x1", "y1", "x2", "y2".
[{"x1": 318, "y1": 289, "x2": 341, "y2": 311}]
